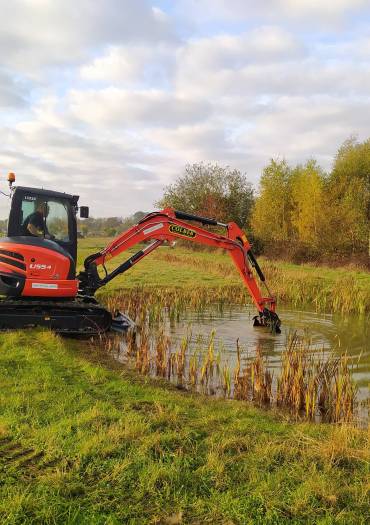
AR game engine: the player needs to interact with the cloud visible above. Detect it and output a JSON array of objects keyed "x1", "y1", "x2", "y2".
[
  {"x1": 172, "y1": 0, "x2": 370, "y2": 27},
  {"x1": 0, "y1": 0, "x2": 176, "y2": 74},
  {"x1": 67, "y1": 88, "x2": 212, "y2": 128},
  {"x1": 80, "y1": 44, "x2": 175, "y2": 87},
  {"x1": 0, "y1": 69, "x2": 28, "y2": 108},
  {"x1": 278, "y1": 0, "x2": 368, "y2": 17},
  {"x1": 174, "y1": 28, "x2": 311, "y2": 102},
  {"x1": 175, "y1": 29, "x2": 370, "y2": 99},
  {"x1": 0, "y1": 120, "x2": 165, "y2": 218},
  {"x1": 149, "y1": 124, "x2": 229, "y2": 161},
  {"x1": 80, "y1": 47, "x2": 150, "y2": 84},
  {"x1": 232, "y1": 95, "x2": 370, "y2": 172},
  {"x1": 176, "y1": 27, "x2": 304, "y2": 75}
]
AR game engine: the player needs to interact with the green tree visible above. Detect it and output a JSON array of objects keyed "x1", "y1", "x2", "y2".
[
  {"x1": 252, "y1": 159, "x2": 293, "y2": 242},
  {"x1": 156, "y1": 163, "x2": 254, "y2": 228},
  {"x1": 327, "y1": 137, "x2": 370, "y2": 254},
  {"x1": 291, "y1": 160, "x2": 326, "y2": 246},
  {"x1": 133, "y1": 211, "x2": 147, "y2": 223}
]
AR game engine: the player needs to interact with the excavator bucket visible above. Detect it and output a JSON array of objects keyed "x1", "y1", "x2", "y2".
[{"x1": 253, "y1": 308, "x2": 281, "y2": 334}]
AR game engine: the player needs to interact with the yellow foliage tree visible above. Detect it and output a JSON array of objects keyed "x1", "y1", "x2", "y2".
[
  {"x1": 327, "y1": 138, "x2": 370, "y2": 254},
  {"x1": 252, "y1": 159, "x2": 293, "y2": 242},
  {"x1": 291, "y1": 160, "x2": 326, "y2": 246}
]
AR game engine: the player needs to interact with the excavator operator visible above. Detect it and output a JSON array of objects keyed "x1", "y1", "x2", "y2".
[{"x1": 21, "y1": 200, "x2": 52, "y2": 238}]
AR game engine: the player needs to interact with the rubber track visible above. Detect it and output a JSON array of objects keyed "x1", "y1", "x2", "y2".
[{"x1": 0, "y1": 297, "x2": 112, "y2": 336}]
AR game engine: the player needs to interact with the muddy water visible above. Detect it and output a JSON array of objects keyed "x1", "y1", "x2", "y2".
[{"x1": 165, "y1": 304, "x2": 369, "y2": 404}]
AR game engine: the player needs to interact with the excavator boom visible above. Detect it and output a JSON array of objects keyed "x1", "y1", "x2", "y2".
[{"x1": 78, "y1": 208, "x2": 281, "y2": 333}]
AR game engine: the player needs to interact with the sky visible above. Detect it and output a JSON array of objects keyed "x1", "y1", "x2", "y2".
[{"x1": 0, "y1": 0, "x2": 370, "y2": 218}]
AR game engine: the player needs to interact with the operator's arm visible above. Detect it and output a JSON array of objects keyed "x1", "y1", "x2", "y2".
[
  {"x1": 27, "y1": 222, "x2": 43, "y2": 237},
  {"x1": 26, "y1": 212, "x2": 49, "y2": 237}
]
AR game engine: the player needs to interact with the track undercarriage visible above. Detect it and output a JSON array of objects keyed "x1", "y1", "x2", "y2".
[{"x1": 0, "y1": 296, "x2": 133, "y2": 336}]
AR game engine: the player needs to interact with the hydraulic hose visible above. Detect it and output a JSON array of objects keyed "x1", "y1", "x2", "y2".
[{"x1": 247, "y1": 250, "x2": 265, "y2": 282}]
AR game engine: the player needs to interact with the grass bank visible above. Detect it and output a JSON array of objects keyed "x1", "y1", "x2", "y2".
[
  {"x1": 0, "y1": 331, "x2": 369, "y2": 524},
  {"x1": 78, "y1": 238, "x2": 370, "y2": 315}
]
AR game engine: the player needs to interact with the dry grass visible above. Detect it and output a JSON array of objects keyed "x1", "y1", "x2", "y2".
[{"x1": 277, "y1": 333, "x2": 357, "y2": 423}]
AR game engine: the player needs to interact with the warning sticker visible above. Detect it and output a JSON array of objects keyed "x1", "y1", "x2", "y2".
[{"x1": 31, "y1": 283, "x2": 58, "y2": 289}]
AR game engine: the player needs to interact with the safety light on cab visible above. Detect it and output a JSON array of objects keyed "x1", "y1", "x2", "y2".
[{"x1": 7, "y1": 172, "x2": 15, "y2": 187}]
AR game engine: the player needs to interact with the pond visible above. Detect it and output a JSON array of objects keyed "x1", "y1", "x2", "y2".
[
  {"x1": 167, "y1": 304, "x2": 369, "y2": 404},
  {"x1": 115, "y1": 302, "x2": 369, "y2": 423}
]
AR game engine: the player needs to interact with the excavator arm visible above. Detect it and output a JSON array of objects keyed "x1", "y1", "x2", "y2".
[{"x1": 78, "y1": 208, "x2": 281, "y2": 332}]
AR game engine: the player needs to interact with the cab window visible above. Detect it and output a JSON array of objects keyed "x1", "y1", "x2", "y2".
[
  {"x1": 46, "y1": 200, "x2": 70, "y2": 241},
  {"x1": 20, "y1": 199, "x2": 34, "y2": 225},
  {"x1": 20, "y1": 196, "x2": 70, "y2": 241}
]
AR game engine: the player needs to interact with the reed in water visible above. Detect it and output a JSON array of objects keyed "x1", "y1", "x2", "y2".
[{"x1": 105, "y1": 321, "x2": 360, "y2": 424}]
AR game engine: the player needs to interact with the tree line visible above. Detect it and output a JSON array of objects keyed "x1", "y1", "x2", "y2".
[
  {"x1": 77, "y1": 211, "x2": 147, "y2": 237},
  {"x1": 1, "y1": 138, "x2": 367, "y2": 265},
  {"x1": 158, "y1": 137, "x2": 370, "y2": 264}
]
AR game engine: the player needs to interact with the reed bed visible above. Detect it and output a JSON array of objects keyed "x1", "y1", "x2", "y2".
[
  {"x1": 100, "y1": 282, "x2": 366, "y2": 423},
  {"x1": 103, "y1": 323, "x2": 360, "y2": 424},
  {"x1": 277, "y1": 334, "x2": 357, "y2": 422},
  {"x1": 150, "y1": 252, "x2": 370, "y2": 315},
  {"x1": 104, "y1": 285, "x2": 250, "y2": 326},
  {"x1": 234, "y1": 341, "x2": 273, "y2": 405},
  {"x1": 102, "y1": 276, "x2": 369, "y2": 323},
  {"x1": 259, "y1": 265, "x2": 369, "y2": 315}
]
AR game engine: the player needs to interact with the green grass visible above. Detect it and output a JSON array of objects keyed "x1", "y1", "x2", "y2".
[
  {"x1": 1, "y1": 331, "x2": 369, "y2": 524},
  {"x1": 78, "y1": 238, "x2": 370, "y2": 314}
]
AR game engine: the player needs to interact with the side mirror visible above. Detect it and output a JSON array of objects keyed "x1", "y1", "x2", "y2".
[{"x1": 80, "y1": 206, "x2": 89, "y2": 218}]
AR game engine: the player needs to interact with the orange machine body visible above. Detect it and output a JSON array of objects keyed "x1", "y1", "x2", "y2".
[{"x1": 0, "y1": 238, "x2": 78, "y2": 298}]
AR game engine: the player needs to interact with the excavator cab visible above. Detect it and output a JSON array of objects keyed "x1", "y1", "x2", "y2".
[{"x1": 7, "y1": 186, "x2": 82, "y2": 262}]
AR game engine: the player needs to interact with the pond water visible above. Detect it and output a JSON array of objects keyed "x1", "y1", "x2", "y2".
[
  {"x1": 115, "y1": 302, "x2": 369, "y2": 422},
  {"x1": 165, "y1": 304, "x2": 369, "y2": 403}
]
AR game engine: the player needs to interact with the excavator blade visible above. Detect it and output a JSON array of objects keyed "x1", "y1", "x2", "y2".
[{"x1": 110, "y1": 311, "x2": 135, "y2": 333}]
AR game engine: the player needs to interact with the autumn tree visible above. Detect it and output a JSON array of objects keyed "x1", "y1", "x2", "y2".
[
  {"x1": 252, "y1": 159, "x2": 293, "y2": 242},
  {"x1": 157, "y1": 163, "x2": 254, "y2": 228},
  {"x1": 290, "y1": 160, "x2": 326, "y2": 246},
  {"x1": 327, "y1": 138, "x2": 370, "y2": 254}
]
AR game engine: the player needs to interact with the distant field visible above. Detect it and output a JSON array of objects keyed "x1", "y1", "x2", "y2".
[{"x1": 78, "y1": 237, "x2": 370, "y2": 314}]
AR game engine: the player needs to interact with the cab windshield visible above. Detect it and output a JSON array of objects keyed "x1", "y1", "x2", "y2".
[{"x1": 20, "y1": 196, "x2": 71, "y2": 242}]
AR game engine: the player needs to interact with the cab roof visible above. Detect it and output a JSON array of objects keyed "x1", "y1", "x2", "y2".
[{"x1": 14, "y1": 186, "x2": 79, "y2": 204}]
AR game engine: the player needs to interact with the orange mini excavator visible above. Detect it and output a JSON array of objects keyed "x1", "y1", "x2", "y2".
[{"x1": 0, "y1": 173, "x2": 281, "y2": 335}]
